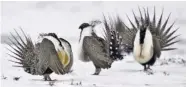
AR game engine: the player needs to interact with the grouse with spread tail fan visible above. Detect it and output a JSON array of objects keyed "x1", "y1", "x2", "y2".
[{"x1": 7, "y1": 29, "x2": 73, "y2": 81}]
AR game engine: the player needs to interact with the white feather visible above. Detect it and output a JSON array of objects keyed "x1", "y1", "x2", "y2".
[
  {"x1": 60, "y1": 40, "x2": 71, "y2": 64},
  {"x1": 38, "y1": 35, "x2": 63, "y2": 52},
  {"x1": 110, "y1": 47, "x2": 112, "y2": 49},
  {"x1": 78, "y1": 26, "x2": 93, "y2": 62},
  {"x1": 133, "y1": 28, "x2": 154, "y2": 64}
]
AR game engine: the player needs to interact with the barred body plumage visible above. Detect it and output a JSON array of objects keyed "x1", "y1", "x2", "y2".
[{"x1": 7, "y1": 29, "x2": 73, "y2": 81}]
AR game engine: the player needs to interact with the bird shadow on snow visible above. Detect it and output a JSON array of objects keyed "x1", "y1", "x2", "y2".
[
  {"x1": 118, "y1": 69, "x2": 142, "y2": 73},
  {"x1": 29, "y1": 78, "x2": 84, "y2": 86},
  {"x1": 30, "y1": 79, "x2": 74, "y2": 82},
  {"x1": 30, "y1": 77, "x2": 83, "y2": 83}
]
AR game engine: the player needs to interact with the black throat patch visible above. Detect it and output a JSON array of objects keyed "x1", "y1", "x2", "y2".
[
  {"x1": 79, "y1": 23, "x2": 90, "y2": 30},
  {"x1": 139, "y1": 27, "x2": 147, "y2": 44}
]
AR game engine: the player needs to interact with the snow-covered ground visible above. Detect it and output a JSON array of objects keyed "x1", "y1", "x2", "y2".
[
  {"x1": 1, "y1": 43, "x2": 186, "y2": 87},
  {"x1": 1, "y1": 1, "x2": 186, "y2": 87}
]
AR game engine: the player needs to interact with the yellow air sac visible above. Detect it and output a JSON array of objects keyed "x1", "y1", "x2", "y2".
[{"x1": 57, "y1": 50, "x2": 70, "y2": 67}]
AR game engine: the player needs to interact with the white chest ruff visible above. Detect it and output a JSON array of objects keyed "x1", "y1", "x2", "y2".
[
  {"x1": 133, "y1": 29, "x2": 154, "y2": 64},
  {"x1": 39, "y1": 36, "x2": 64, "y2": 52},
  {"x1": 78, "y1": 27, "x2": 92, "y2": 61},
  {"x1": 38, "y1": 35, "x2": 70, "y2": 66}
]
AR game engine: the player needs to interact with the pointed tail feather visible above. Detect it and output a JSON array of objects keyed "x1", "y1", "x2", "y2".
[
  {"x1": 135, "y1": 8, "x2": 179, "y2": 52},
  {"x1": 7, "y1": 29, "x2": 38, "y2": 75},
  {"x1": 116, "y1": 7, "x2": 180, "y2": 55},
  {"x1": 103, "y1": 16, "x2": 124, "y2": 61}
]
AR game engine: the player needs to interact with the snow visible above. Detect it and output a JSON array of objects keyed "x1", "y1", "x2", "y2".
[
  {"x1": 1, "y1": 1, "x2": 186, "y2": 87},
  {"x1": 1, "y1": 43, "x2": 186, "y2": 87}
]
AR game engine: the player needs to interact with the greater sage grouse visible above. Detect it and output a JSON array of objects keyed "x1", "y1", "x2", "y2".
[
  {"x1": 116, "y1": 8, "x2": 180, "y2": 71},
  {"x1": 78, "y1": 19, "x2": 124, "y2": 75},
  {"x1": 7, "y1": 29, "x2": 73, "y2": 81}
]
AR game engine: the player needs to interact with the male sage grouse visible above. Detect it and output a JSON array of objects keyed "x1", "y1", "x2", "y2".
[
  {"x1": 78, "y1": 19, "x2": 124, "y2": 75},
  {"x1": 116, "y1": 8, "x2": 180, "y2": 71},
  {"x1": 7, "y1": 29, "x2": 73, "y2": 81}
]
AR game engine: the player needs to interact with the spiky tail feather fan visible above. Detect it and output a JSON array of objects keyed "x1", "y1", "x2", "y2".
[
  {"x1": 7, "y1": 29, "x2": 38, "y2": 75},
  {"x1": 102, "y1": 16, "x2": 124, "y2": 61},
  {"x1": 116, "y1": 7, "x2": 180, "y2": 53}
]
